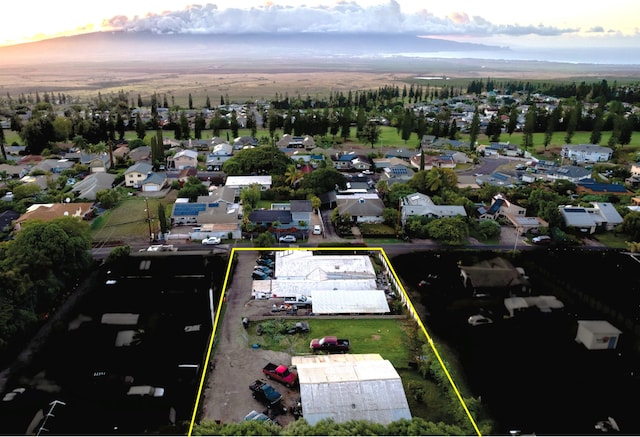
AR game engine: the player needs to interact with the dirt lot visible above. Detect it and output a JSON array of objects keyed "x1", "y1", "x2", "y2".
[{"x1": 200, "y1": 250, "x2": 302, "y2": 427}]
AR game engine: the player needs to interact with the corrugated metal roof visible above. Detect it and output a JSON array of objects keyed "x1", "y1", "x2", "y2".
[
  {"x1": 312, "y1": 289, "x2": 390, "y2": 314},
  {"x1": 293, "y1": 355, "x2": 412, "y2": 426}
]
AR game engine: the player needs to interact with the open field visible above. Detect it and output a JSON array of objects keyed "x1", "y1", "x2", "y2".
[{"x1": 2, "y1": 54, "x2": 640, "y2": 105}]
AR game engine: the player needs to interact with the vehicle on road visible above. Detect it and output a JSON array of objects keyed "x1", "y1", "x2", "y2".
[
  {"x1": 532, "y1": 235, "x2": 551, "y2": 245},
  {"x1": 310, "y1": 336, "x2": 350, "y2": 353},
  {"x1": 202, "y1": 236, "x2": 221, "y2": 245},
  {"x1": 262, "y1": 363, "x2": 298, "y2": 388},
  {"x1": 144, "y1": 244, "x2": 177, "y2": 252},
  {"x1": 279, "y1": 235, "x2": 296, "y2": 243},
  {"x1": 467, "y1": 314, "x2": 493, "y2": 326}
]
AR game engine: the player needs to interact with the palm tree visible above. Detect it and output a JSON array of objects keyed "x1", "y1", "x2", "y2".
[{"x1": 284, "y1": 164, "x2": 303, "y2": 188}]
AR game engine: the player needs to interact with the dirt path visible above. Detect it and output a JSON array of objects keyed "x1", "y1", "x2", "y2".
[{"x1": 200, "y1": 250, "x2": 297, "y2": 426}]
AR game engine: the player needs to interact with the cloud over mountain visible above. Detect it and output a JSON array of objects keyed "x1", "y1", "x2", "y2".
[{"x1": 102, "y1": 1, "x2": 577, "y2": 38}]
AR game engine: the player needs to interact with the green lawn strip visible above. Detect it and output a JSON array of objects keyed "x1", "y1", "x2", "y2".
[
  {"x1": 91, "y1": 197, "x2": 157, "y2": 242},
  {"x1": 246, "y1": 317, "x2": 414, "y2": 369}
]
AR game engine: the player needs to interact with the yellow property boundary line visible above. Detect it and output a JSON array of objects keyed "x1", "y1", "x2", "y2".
[{"x1": 188, "y1": 246, "x2": 481, "y2": 436}]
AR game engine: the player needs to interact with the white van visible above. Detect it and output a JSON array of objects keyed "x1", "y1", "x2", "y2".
[
  {"x1": 127, "y1": 385, "x2": 165, "y2": 397},
  {"x1": 313, "y1": 225, "x2": 322, "y2": 235}
]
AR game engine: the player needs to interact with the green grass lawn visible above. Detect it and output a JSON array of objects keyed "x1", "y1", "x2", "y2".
[
  {"x1": 245, "y1": 317, "x2": 417, "y2": 369},
  {"x1": 91, "y1": 197, "x2": 167, "y2": 243}
]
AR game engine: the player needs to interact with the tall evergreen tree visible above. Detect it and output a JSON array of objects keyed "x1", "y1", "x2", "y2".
[
  {"x1": 135, "y1": 113, "x2": 146, "y2": 140},
  {"x1": 522, "y1": 102, "x2": 536, "y2": 150},
  {"x1": 468, "y1": 106, "x2": 481, "y2": 151}
]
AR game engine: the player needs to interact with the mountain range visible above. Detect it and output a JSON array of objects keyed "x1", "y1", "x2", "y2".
[{"x1": 1, "y1": 31, "x2": 509, "y2": 65}]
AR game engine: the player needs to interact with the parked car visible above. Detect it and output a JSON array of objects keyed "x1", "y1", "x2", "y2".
[
  {"x1": 252, "y1": 270, "x2": 270, "y2": 280},
  {"x1": 312, "y1": 225, "x2": 322, "y2": 235},
  {"x1": 279, "y1": 235, "x2": 296, "y2": 243},
  {"x1": 256, "y1": 257, "x2": 274, "y2": 268},
  {"x1": 467, "y1": 314, "x2": 493, "y2": 326},
  {"x1": 202, "y1": 236, "x2": 221, "y2": 245},
  {"x1": 126, "y1": 385, "x2": 165, "y2": 397},
  {"x1": 253, "y1": 265, "x2": 274, "y2": 276},
  {"x1": 249, "y1": 380, "x2": 287, "y2": 414},
  {"x1": 244, "y1": 410, "x2": 276, "y2": 424},
  {"x1": 283, "y1": 322, "x2": 310, "y2": 335},
  {"x1": 262, "y1": 363, "x2": 298, "y2": 387},
  {"x1": 310, "y1": 336, "x2": 350, "y2": 353},
  {"x1": 532, "y1": 235, "x2": 551, "y2": 245}
]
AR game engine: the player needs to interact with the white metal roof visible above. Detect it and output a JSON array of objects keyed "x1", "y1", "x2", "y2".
[
  {"x1": 292, "y1": 354, "x2": 411, "y2": 426},
  {"x1": 577, "y1": 320, "x2": 622, "y2": 334},
  {"x1": 275, "y1": 251, "x2": 375, "y2": 280},
  {"x1": 312, "y1": 289, "x2": 390, "y2": 314}
]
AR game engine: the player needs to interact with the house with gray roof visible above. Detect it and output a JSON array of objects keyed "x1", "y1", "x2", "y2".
[
  {"x1": 545, "y1": 165, "x2": 592, "y2": 183},
  {"x1": 124, "y1": 162, "x2": 154, "y2": 188},
  {"x1": 141, "y1": 172, "x2": 168, "y2": 192},
  {"x1": 336, "y1": 196, "x2": 385, "y2": 224},
  {"x1": 559, "y1": 202, "x2": 623, "y2": 233},
  {"x1": 400, "y1": 192, "x2": 467, "y2": 225},
  {"x1": 561, "y1": 144, "x2": 613, "y2": 163},
  {"x1": 71, "y1": 173, "x2": 116, "y2": 200}
]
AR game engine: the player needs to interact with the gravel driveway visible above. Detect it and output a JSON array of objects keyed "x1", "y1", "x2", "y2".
[{"x1": 199, "y1": 250, "x2": 298, "y2": 426}]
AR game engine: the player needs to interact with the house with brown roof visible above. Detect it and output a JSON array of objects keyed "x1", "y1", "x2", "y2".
[{"x1": 14, "y1": 202, "x2": 94, "y2": 231}]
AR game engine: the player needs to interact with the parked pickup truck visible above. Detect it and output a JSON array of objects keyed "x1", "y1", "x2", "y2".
[
  {"x1": 249, "y1": 380, "x2": 287, "y2": 413},
  {"x1": 284, "y1": 294, "x2": 312, "y2": 308},
  {"x1": 310, "y1": 336, "x2": 350, "y2": 353},
  {"x1": 262, "y1": 363, "x2": 298, "y2": 388}
]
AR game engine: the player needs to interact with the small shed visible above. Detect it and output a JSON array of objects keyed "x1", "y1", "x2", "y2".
[{"x1": 575, "y1": 320, "x2": 622, "y2": 350}]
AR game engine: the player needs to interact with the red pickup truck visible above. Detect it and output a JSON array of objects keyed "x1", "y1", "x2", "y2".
[
  {"x1": 262, "y1": 363, "x2": 298, "y2": 388},
  {"x1": 309, "y1": 336, "x2": 350, "y2": 353}
]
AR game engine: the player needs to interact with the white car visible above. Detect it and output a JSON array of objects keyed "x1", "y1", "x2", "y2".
[
  {"x1": 312, "y1": 225, "x2": 322, "y2": 235},
  {"x1": 202, "y1": 237, "x2": 221, "y2": 245},
  {"x1": 467, "y1": 314, "x2": 493, "y2": 326},
  {"x1": 279, "y1": 235, "x2": 296, "y2": 243}
]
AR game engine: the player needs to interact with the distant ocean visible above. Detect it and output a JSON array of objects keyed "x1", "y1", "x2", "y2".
[{"x1": 391, "y1": 46, "x2": 640, "y2": 66}]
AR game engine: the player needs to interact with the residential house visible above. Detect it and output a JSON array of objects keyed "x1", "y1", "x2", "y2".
[
  {"x1": 0, "y1": 210, "x2": 20, "y2": 233},
  {"x1": 71, "y1": 173, "x2": 117, "y2": 200},
  {"x1": 478, "y1": 194, "x2": 547, "y2": 234},
  {"x1": 336, "y1": 195, "x2": 385, "y2": 224},
  {"x1": 333, "y1": 152, "x2": 358, "y2": 171},
  {"x1": 31, "y1": 158, "x2": 75, "y2": 174},
  {"x1": 276, "y1": 134, "x2": 316, "y2": 150},
  {"x1": 379, "y1": 164, "x2": 415, "y2": 186},
  {"x1": 475, "y1": 172, "x2": 520, "y2": 188},
  {"x1": 575, "y1": 179, "x2": 634, "y2": 196},
  {"x1": 271, "y1": 199, "x2": 313, "y2": 230},
  {"x1": 545, "y1": 165, "x2": 592, "y2": 183},
  {"x1": 177, "y1": 167, "x2": 199, "y2": 185},
  {"x1": 409, "y1": 154, "x2": 456, "y2": 170},
  {"x1": 189, "y1": 187, "x2": 242, "y2": 239},
  {"x1": 0, "y1": 163, "x2": 29, "y2": 180},
  {"x1": 400, "y1": 192, "x2": 467, "y2": 225},
  {"x1": 459, "y1": 257, "x2": 531, "y2": 298},
  {"x1": 248, "y1": 209, "x2": 293, "y2": 230},
  {"x1": 224, "y1": 175, "x2": 272, "y2": 199},
  {"x1": 168, "y1": 149, "x2": 198, "y2": 170},
  {"x1": 112, "y1": 145, "x2": 130, "y2": 163},
  {"x1": 128, "y1": 146, "x2": 152, "y2": 164},
  {"x1": 14, "y1": 202, "x2": 95, "y2": 231},
  {"x1": 233, "y1": 136, "x2": 259, "y2": 149},
  {"x1": 124, "y1": 163, "x2": 154, "y2": 188},
  {"x1": 559, "y1": 202, "x2": 623, "y2": 233},
  {"x1": 206, "y1": 143, "x2": 233, "y2": 171},
  {"x1": 81, "y1": 152, "x2": 111, "y2": 173},
  {"x1": 384, "y1": 149, "x2": 417, "y2": 162},
  {"x1": 561, "y1": 144, "x2": 613, "y2": 163},
  {"x1": 141, "y1": 172, "x2": 167, "y2": 192}
]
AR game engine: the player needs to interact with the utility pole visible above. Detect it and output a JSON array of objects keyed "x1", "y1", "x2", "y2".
[{"x1": 145, "y1": 198, "x2": 153, "y2": 242}]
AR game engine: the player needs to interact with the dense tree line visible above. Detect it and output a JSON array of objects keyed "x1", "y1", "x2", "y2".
[{"x1": 0, "y1": 217, "x2": 93, "y2": 364}]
